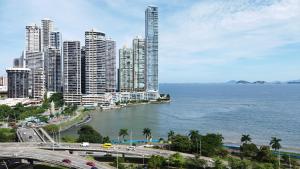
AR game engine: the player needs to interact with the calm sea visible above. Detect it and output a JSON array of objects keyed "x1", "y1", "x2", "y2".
[{"x1": 62, "y1": 84, "x2": 300, "y2": 148}]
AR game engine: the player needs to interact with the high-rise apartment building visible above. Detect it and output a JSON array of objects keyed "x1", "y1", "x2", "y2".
[
  {"x1": 25, "y1": 51, "x2": 45, "y2": 98},
  {"x1": 85, "y1": 30, "x2": 116, "y2": 94},
  {"x1": 106, "y1": 39, "x2": 116, "y2": 92},
  {"x1": 26, "y1": 25, "x2": 42, "y2": 52},
  {"x1": 41, "y1": 19, "x2": 54, "y2": 49},
  {"x1": 81, "y1": 47, "x2": 86, "y2": 94},
  {"x1": 25, "y1": 23, "x2": 46, "y2": 98},
  {"x1": 50, "y1": 32, "x2": 61, "y2": 49},
  {"x1": 13, "y1": 52, "x2": 25, "y2": 68},
  {"x1": 145, "y1": 6, "x2": 159, "y2": 92},
  {"x1": 63, "y1": 41, "x2": 81, "y2": 105},
  {"x1": 45, "y1": 48, "x2": 62, "y2": 92},
  {"x1": 6, "y1": 68, "x2": 30, "y2": 98},
  {"x1": 119, "y1": 47, "x2": 134, "y2": 92},
  {"x1": 133, "y1": 37, "x2": 146, "y2": 91}
]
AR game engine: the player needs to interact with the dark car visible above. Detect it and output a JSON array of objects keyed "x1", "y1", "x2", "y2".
[
  {"x1": 91, "y1": 167, "x2": 98, "y2": 169},
  {"x1": 62, "y1": 159, "x2": 71, "y2": 164},
  {"x1": 86, "y1": 161, "x2": 95, "y2": 166}
]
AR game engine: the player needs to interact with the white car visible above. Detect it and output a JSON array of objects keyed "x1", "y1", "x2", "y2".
[
  {"x1": 80, "y1": 142, "x2": 90, "y2": 147},
  {"x1": 127, "y1": 146, "x2": 136, "y2": 151}
]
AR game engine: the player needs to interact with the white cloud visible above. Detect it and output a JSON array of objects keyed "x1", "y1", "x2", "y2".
[{"x1": 159, "y1": 0, "x2": 300, "y2": 65}]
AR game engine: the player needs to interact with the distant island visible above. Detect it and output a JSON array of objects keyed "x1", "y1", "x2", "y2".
[{"x1": 226, "y1": 80, "x2": 300, "y2": 84}]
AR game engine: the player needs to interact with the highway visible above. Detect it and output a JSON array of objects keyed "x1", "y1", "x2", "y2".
[
  {"x1": 0, "y1": 146, "x2": 114, "y2": 169},
  {"x1": 0, "y1": 142, "x2": 215, "y2": 167},
  {"x1": 17, "y1": 128, "x2": 44, "y2": 142}
]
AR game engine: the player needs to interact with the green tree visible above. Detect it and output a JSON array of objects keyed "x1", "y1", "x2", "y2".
[
  {"x1": 148, "y1": 155, "x2": 166, "y2": 169},
  {"x1": 0, "y1": 104, "x2": 12, "y2": 121},
  {"x1": 169, "y1": 153, "x2": 186, "y2": 168},
  {"x1": 186, "y1": 156, "x2": 207, "y2": 169},
  {"x1": 201, "y1": 133, "x2": 224, "y2": 157},
  {"x1": 170, "y1": 134, "x2": 191, "y2": 153},
  {"x1": 241, "y1": 134, "x2": 252, "y2": 144},
  {"x1": 214, "y1": 159, "x2": 226, "y2": 169},
  {"x1": 168, "y1": 130, "x2": 175, "y2": 141},
  {"x1": 49, "y1": 93, "x2": 64, "y2": 108},
  {"x1": 119, "y1": 128, "x2": 128, "y2": 142},
  {"x1": 255, "y1": 146, "x2": 274, "y2": 163},
  {"x1": 61, "y1": 136, "x2": 77, "y2": 143},
  {"x1": 270, "y1": 137, "x2": 281, "y2": 151},
  {"x1": 103, "y1": 136, "x2": 111, "y2": 143},
  {"x1": 240, "y1": 143, "x2": 259, "y2": 159},
  {"x1": 77, "y1": 125, "x2": 102, "y2": 143},
  {"x1": 228, "y1": 158, "x2": 251, "y2": 169},
  {"x1": 188, "y1": 130, "x2": 201, "y2": 154},
  {"x1": 0, "y1": 128, "x2": 16, "y2": 142},
  {"x1": 43, "y1": 124, "x2": 59, "y2": 135},
  {"x1": 143, "y1": 128, "x2": 152, "y2": 142}
]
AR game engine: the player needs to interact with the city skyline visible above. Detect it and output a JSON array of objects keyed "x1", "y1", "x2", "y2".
[{"x1": 0, "y1": 0, "x2": 300, "y2": 83}]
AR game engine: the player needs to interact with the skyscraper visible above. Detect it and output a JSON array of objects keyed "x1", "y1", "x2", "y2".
[
  {"x1": 50, "y1": 32, "x2": 61, "y2": 49},
  {"x1": 63, "y1": 41, "x2": 81, "y2": 105},
  {"x1": 119, "y1": 46, "x2": 134, "y2": 92},
  {"x1": 45, "y1": 47, "x2": 62, "y2": 92},
  {"x1": 133, "y1": 37, "x2": 146, "y2": 92},
  {"x1": 25, "y1": 25, "x2": 42, "y2": 52},
  {"x1": 41, "y1": 19, "x2": 54, "y2": 49},
  {"x1": 25, "y1": 23, "x2": 45, "y2": 98},
  {"x1": 6, "y1": 68, "x2": 30, "y2": 98},
  {"x1": 106, "y1": 39, "x2": 116, "y2": 92},
  {"x1": 85, "y1": 30, "x2": 116, "y2": 94},
  {"x1": 81, "y1": 46, "x2": 86, "y2": 94},
  {"x1": 145, "y1": 6, "x2": 159, "y2": 92}
]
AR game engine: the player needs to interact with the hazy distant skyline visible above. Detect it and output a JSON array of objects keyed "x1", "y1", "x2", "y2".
[{"x1": 0, "y1": 0, "x2": 299, "y2": 83}]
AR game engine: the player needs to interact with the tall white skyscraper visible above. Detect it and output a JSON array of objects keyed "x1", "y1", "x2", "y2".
[
  {"x1": 145, "y1": 6, "x2": 159, "y2": 92},
  {"x1": 25, "y1": 25, "x2": 42, "y2": 52},
  {"x1": 85, "y1": 29, "x2": 116, "y2": 94},
  {"x1": 25, "y1": 24, "x2": 45, "y2": 98},
  {"x1": 63, "y1": 41, "x2": 81, "y2": 105}
]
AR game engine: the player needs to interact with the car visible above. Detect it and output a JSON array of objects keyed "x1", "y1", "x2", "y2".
[
  {"x1": 29, "y1": 136, "x2": 33, "y2": 139},
  {"x1": 86, "y1": 161, "x2": 95, "y2": 166},
  {"x1": 80, "y1": 142, "x2": 90, "y2": 147},
  {"x1": 91, "y1": 167, "x2": 98, "y2": 169},
  {"x1": 102, "y1": 143, "x2": 112, "y2": 149},
  {"x1": 144, "y1": 144, "x2": 154, "y2": 148},
  {"x1": 127, "y1": 146, "x2": 136, "y2": 151},
  {"x1": 62, "y1": 159, "x2": 71, "y2": 164}
]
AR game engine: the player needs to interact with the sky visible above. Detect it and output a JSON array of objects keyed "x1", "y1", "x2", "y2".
[{"x1": 0, "y1": 0, "x2": 299, "y2": 83}]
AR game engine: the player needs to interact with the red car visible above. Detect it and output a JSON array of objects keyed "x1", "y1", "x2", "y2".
[
  {"x1": 62, "y1": 159, "x2": 71, "y2": 164},
  {"x1": 86, "y1": 161, "x2": 95, "y2": 166}
]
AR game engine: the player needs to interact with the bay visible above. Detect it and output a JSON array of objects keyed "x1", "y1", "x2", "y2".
[{"x1": 62, "y1": 84, "x2": 300, "y2": 148}]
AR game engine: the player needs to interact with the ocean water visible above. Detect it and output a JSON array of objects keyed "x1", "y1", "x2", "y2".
[{"x1": 62, "y1": 84, "x2": 300, "y2": 148}]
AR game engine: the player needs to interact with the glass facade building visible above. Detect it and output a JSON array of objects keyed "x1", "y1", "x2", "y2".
[{"x1": 145, "y1": 6, "x2": 159, "y2": 92}]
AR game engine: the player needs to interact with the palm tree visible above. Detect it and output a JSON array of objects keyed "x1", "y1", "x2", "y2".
[
  {"x1": 119, "y1": 128, "x2": 128, "y2": 142},
  {"x1": 241, "y1": 134, "x2": 251, "y2": 144},
  {"x1": 188, "y1": 130, "x2": 200, "y2": 141},
  {"x1": 270, "y1": 137, "x2": 282, "y2": 151},
  {"x1": 143, "y1": 128, "x2": 151, "y2": 142},
  {"x1": 168, "y1": 130, "x2": 175, "y2": 141}
]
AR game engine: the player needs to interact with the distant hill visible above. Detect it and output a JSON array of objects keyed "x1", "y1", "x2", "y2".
[
  {"x1": 236, "y1": 80, "x2": 251, "y2": 84},
  {"x1": 225, "y1": 79, "x2": 300, "y2": 84},
  {"x1": 287, "y1": 80, "x2": 300, "y2": 84}
]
